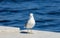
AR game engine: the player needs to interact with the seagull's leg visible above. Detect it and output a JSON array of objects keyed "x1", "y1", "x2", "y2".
[
  {"x1": 27, "y1": 28, "x2": 31, "y2": 33},
  {"x1": 27, "y1": 28, "x2": 32, "y2": 34},
  {"x1": 27, "y1": 28, "x2": 29, "y2": 33},
  {"x1": 27, "y1": 28, "x2": 28, "y2": 33},
  {"x1": 31, "y1": 29, "x2": 32, "y2": 33},
  {"x1": 30, "y1": 28, "x2": 32, "y2": 33}
]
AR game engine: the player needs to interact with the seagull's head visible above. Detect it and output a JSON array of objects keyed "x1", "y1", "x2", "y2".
[
  {"x1": 30, "y1": 13, "x2": 34, "y2": 18},
  {"x1": 30, "y1": 13, "x2": 33, "y2": 16}
]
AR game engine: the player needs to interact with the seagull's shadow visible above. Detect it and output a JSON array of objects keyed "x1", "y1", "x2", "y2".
[{"x1": 20, "y1": 31, "x2": 29, "y2": 34}]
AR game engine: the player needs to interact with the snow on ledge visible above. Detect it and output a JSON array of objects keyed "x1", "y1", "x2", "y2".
[
  {"x1": 0, "y1": 26, "x2": 20, "y2": 33},
  {"x1": 0, "y1": 26, "x2": 60, "y2": 38}
]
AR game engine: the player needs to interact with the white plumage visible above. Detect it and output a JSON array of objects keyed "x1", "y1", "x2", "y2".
[{"x1": 25, "y1": 13, "x2": 35, "y2": 33}]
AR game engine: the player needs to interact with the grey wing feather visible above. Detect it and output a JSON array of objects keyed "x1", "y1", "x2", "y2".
[{"x1": 24, "y1": 20, "x2": 28, "y2": 28}]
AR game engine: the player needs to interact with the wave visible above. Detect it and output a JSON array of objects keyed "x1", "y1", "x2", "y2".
[{"x1": 46, "y1": 11, "x2": 60, "y2": 15}]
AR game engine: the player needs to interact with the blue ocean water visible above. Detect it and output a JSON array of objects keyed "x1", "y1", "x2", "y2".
[{"x1": 0, "y1": 0, "x2": 60, "y2": 32}]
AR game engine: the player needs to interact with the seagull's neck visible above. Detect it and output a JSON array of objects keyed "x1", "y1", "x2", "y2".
[{"x1": 30, "y1": 15, "x2": 34, "y2": 20}]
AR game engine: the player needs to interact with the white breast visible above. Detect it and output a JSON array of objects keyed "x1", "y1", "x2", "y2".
[{"x1": 26, "y1": 13, "x2": 35, "y2": 28}]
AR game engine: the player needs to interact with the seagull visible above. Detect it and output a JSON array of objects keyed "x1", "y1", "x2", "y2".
[{"x1": 25, "y1": 13, "x2": 35, "y2": 33}]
